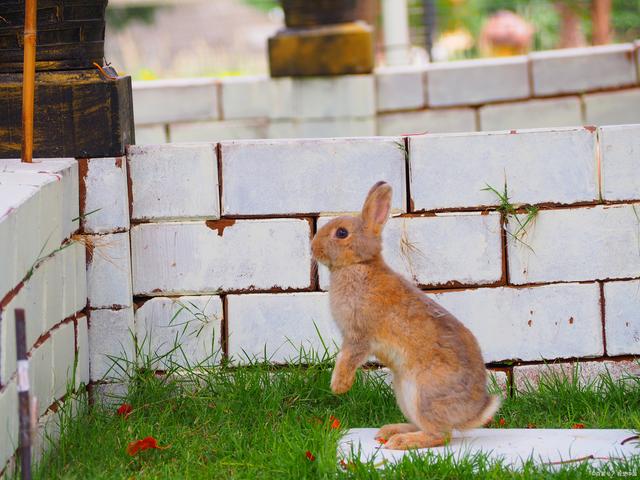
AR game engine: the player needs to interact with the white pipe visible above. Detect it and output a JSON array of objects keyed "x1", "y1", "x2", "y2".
[{"x1": 382, "y1": 0, "x2": 411, "y2": 66}]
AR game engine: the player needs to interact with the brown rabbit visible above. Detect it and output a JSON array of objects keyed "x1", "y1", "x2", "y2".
[{"x1": 311, "y1": 181, "x2": 501, "y2": 450}]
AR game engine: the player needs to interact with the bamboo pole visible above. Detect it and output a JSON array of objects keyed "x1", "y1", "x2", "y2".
[
  {"x1": 15, "y1": 309, "x2": 32, "y2": 480},
  {"x1": 21, "y1": 0, "x2": 37, "y2": 163}
]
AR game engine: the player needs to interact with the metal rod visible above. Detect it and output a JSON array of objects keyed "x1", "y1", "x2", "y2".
[
  {"x1": 21, "y1": 0, "x2": 38, "y2": 163},
  {"x1": 15, "y1": 309, "x2": 32, "y2": 480}
]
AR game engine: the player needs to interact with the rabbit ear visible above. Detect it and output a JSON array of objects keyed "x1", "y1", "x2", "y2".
[{"x1": 361, "y1": 181, "x2": 392, "y2": 235}]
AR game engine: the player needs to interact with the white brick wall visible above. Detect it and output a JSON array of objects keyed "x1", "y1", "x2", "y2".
[
  {"x1": 135, "y1": 124, "x2": 168, "y2": 145},
  {"x1": 131, "y1": 219, "x2": 312, "y2": 295},
  {"x1": 79, "y1": 157, "x2": 129, "y2": 234},
  {"x1": 318, "y1": 213, "x2": 503, "y2": 289},
  {"x1": 51, "y1": 321, "x2": 76, "y2": 399},
  {"x1": 128, "y1": 143, "x2": 219, "y2": 221},
  {"x1": 531, "y1": 44, "x2": 638, "y2": 96},
  {"x1": 88, "y1": 308, "x2": 135, "y2": 381},
  {"x1": 599, "y1": 124, "x2": 640, "y2": 201},
  {"x1": 76, "y1": 314, "x2": 89, "y2": 389},
  {"x1": 507, "y1": 204, "x2": 640, "y2": 284},
  {"x1": 0, "y1": 382, "x2": 18, "y2": 469},
  {"x1": 227, "y1": 292, "x2": 339, "y2": 364},
  {"x1": 377, "y1": 108, "x2": 477, "y2": 136},
  {"x1": 86, "y1": 232, "x2": 133, "y2": 309},
  {"x1": 31, "y1": 339, "x2": 53, "y2": 416},
  {"x1": 604, "y1": 280, "x2": 640, "y2": 356},
  {"x1": 409, "y1": 127, "x2": 598, "y2": 211},
  {"x1": 426, "y1": 57, "x2": 530, "y2": 107},
  {"x1": 479, "y1": 97, "x2": 582, "y2": 131},
  {"x1": 221, "y1": 76, "x2": 270, "y2": 119},
  {"x1": 428, "y1": 283, "x2": 603, "y2": 363},
  {"x1": 221, "y1": 137, "x2": 406, "y2": 215},
  {"x1": 584, "y1": 89, "x2": 640, "y2": 126},
  {"x1": 375, "y1": 66, "x2": 426, "y2": 112},
  {"x1": 285, "y1": 117, "x2": 376, "y2": 139},
  {"x1": 133, "y1": 78, "x2": 219, "y2": 124},
  {"x1": 169, "y1": 119, "x2": 268, "y2": 143},
  {"x1": 135, "y1": 296, "x2": 223, "y2": 368}
]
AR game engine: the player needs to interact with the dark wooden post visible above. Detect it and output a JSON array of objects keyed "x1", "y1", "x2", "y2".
[
  {"x1": 268, "y1": 0, "x2": 375, "y2": 77},
  {"x1": 15, "y1": 309, "x2": 32, "y2": 480},
  {"x1": 0, "y1": 0, "x2": 135, "y2": 159}
]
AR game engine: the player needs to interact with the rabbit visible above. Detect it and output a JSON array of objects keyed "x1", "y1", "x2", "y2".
[{"x1": 311, "y1": 181, "x2": 501, "y2": 450}]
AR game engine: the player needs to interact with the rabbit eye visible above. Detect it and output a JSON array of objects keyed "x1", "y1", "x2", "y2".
[{"x1": 335, "y1": 227, "x2": 349, "y2": 239}]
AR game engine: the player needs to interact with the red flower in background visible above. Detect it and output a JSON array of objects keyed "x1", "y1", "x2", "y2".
[
  {"x1": 329, "y1": 415, "x2": 341, "y2": 430},
  {"x1": 117, "y1": 403, "x2": 133, "y2": 417},
  {"x1": 305, "y1": 450, "x2": 316, "y2": 462},
  {"x1": 126, "y1": 436, "x2": 168, "y2": 456},
  {"x1": 498, "y1": 418, "x2": 507, "y2": 427},
  {"x1": 572, "y1": 423, "x2": 585, "y2": 429}
]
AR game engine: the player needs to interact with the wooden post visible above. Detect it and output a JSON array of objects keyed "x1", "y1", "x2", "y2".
[
  {"x1": 21, "y1": 0, "x2": 37, "y2": 163},
  {"x1": 15, "y1": 309, "x2": 32, "y2": 480},
  {"x1": 592, "y1": 0, "x2": 612, "y2": 45}
]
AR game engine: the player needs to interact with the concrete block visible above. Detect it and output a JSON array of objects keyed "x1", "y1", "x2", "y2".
[
  {"x1": 427, "y1": 283, "x2": 603, "y2": 363},
  {"x1": 76, "y1": 314, "x2": 89, "y2": 389},
  {"x1": 531, "y1": 44, "x2": 638, "y2": 96},
  {"x1": 599, "y1": 124, "x2": 640, "y2": 201},
  {"x1": 69, "y1": 241, "x2": 87, "y2": 316},
  {"x1": 584, "y1": 88, "x2": 640, "y2": 126},
  {"x1": 221, "y1": 76, "x2": 270, "y2": 119},
  {"x1": 409, "y1": 127, "x2": 598, "y2": 211},
  {"x1": 227, "y1": 292, "x2": 339, "y2": 364},
  {"x1": 426, "y1": 56, "x2": 530, "y2": 107},
  {"x1": 30, "y1": 339, "x2": 54, "y2": 416},
  {"x1": 507, "y1": 204, "x2": 640, "y2": 284},
  {"x1": 377, "y1": 108, "x2": 477, "y2": 136},
  {"x1": 86, "y1": 232, "x2": 132, "y2": 309},
  {"x1": 479, "y1": 97, "x2": 582, "y2": 131},
  {"x1": 78, "y1": 157, "x2": 129, "y2": 234},
  {"x1": 128, "y1": 144, "x2": 219, "y2": 221},
  {"x1": 0, "y1": 381, "x2": 18, "y2": 470},
  {"x1": 51, "y1": 321, "x2": 76, "y2": 399},
  {"x1": 375, "y1": 66, "x2": 426, "y2": 112},
  {"x1": 513, "y1": 360, "x2": 640, "y2": 391},
  {"x1": 221, "y1": 137, "x2": 406, "y2": 215},
  {"x1": 318, "y1": 213, "x2": 503, "y2": 289},
  {"x1": 604, "y1": 280, "x2": 640, "y2": 356},
  {"x1": 131, "y1": 219, "x2": 312, "y2": 295},
  {"x1": 169, "y1": 119, "x2": 268, "y2": 142},
  {"x1": 135, "y1": 296, "x2": 223, "y2": 368},
  {"x1": 132, "y1": 78, "x2": 219, "y2": 124},
  {"x1": 134, "y1": 124, "x2": 168, "y2": 144},
  {"x1": 88, "y1": 308, "x2": 135, "y2": 381},
  {"x1": 292, "y1": 117, "x2": 376, "y2": 138}
]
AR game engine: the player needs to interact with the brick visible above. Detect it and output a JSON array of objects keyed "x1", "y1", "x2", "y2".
[
  {"x1": 604, "y1": 280, "x2": 640, "y2": 355},
  {"x1": 135, "y1": 296, "x2": 223, "y2": 368},
  {"x1": 584, "y1": 88, "x2": 640, "y2": 126},
  {"x1": 0, "y1": 307, "x2": 16, "y2": 385},
  {"x1": 92, "y1": 382, "x2": 128, "y2": 408},
  {"x1": 409, "y1": 127, "x2": 598, "y2": 211},
  {"x1": 488, "y1": 370, "x2": 509, "y2": 397},
  {"x1": 292, "y1": 117, "x2": 376, "y2": 138},
  {"x1": 88, "y1": 308, "x2": 135, "y2": 381},
  {"x1": 227, "y1": 292, "x2": 339, "y2": 364},
  {"x1": 42, "y1": 249, "x2": 63, "y2": 330},
  {"x1": 128, "y1": 144, "x2": 220, "y2": 221},
  {"x1": 531, "y1": 44, "x2": 638, "y2": 96},
  {"x1": 221, "y1": 137, "x2": 406, "y2": 215},
  {"x1": 375, "y1": 66, "x2": 426, "y2": 112},
  {"x1": 270, "y1": 75, "x2": 375, "y2": 120},
  {"x1": 31, "y1": 339, "x2": 54, "y2": 416},
  {"x1": 479, "y1": 97, "x2": 582, "y2": 131},
  {"x1": 86, "y1": 232, "x2": 132, "y2": 309},
  {"x1": 507, "y1": 204, "x2": 640, "y2": 284},
  {"x1": 169, "y1": 119, "x2": 268, "y2": 142},
  {"x1": 70, "y1": 241, "x2": 87, "y2": 316},
  {"x1": 377, "y1": 108, "x2": 477, "y2": 136},
  {"x1": 427, "y1": 283, "x2": 603, "y2": 363},
  {"x1": 513, "y1": 360, "x2": 640, "y2": 392},
  {"x1": 132, "y1": 78, "x2": 219, "y2": 124},
  {"x1": 51, "y1": 321, "x2": 76, "y2": 399},
  {"x1": 79, "y1": 157, "x2": 129, "y2": 234},
  {"x1": 76, "y1": 314, "x2": 89, "y2": 389},
  {"x1": 221, "y1": 76, "x2": 270, "y2": 119},
  {"x1": 131, "y1": 219, "x2": 312, "y2": 295},
  {"x1": 0, "y1": 381, "x2": 18, "y2": 469},
  {"x1": 426, "y1": 56, "x2": 530, "y2": 107},
  {"x1": 318, "y1": 213, "x2": 503, "y2": 289},
  {"x1": 599, "y1": 124, "x2": 640, "y2": 201},
  {"x1": 134, "y1": 124, "x2": 168, "y2": 144}
]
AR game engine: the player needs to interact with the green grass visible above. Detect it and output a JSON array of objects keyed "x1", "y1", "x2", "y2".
[{"x1": 29, "y1": 356, "x2": 640, "y2": 479}]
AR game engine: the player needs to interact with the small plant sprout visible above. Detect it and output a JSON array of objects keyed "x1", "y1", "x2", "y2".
[
  {"x1": 482, "y1": 179, "x2": 539, "y2": 252},
  {"x1": 398, "y1": 220, "x2": 425, "y2": 283}
]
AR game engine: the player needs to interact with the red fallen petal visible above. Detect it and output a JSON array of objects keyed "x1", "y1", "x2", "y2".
[
  {"x1": 498, "y1": 418, "x2": 507, "y2": 426},
  {"x1": 330, "y1": 416, "x2": 341, "y2": 429},
  {"x1": 572, "y1": 423, "x2": 585, "y2": 429},
  {"x1": 305, "y1": 450, "x2": 315, "y2": 462},
  {"x1": 375, "y1": 437, "x2": 387, "y2": 444},
  {"x1": 126, "y1": 436, "x2": 165, "y2": 456},
  {"x1": 117, "y1": 403, "x2": 133, "y2": 416}
]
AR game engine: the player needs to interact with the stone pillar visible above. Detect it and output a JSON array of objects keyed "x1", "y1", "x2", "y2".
[
  {"x1": 268, "y1": 0, "x2": 374, "y2": 77},
  {"x1": 0, "y1": 0, "x2": 134, "y2": 159},
  {"x1": 381, "y1": 0, "x2": 411, "y2": 66}
]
